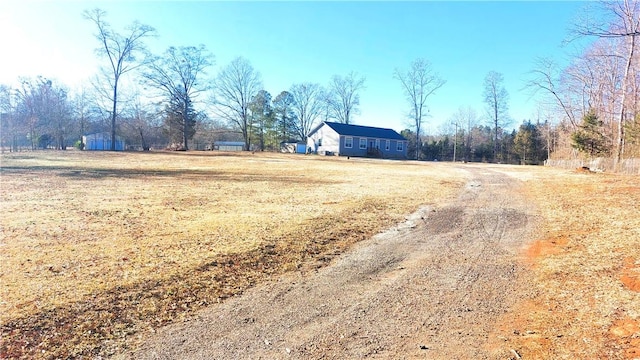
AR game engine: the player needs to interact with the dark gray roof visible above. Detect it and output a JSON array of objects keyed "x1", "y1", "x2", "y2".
[{"x1": 321, "y1": 122, "x2": 406, "y2": 140}]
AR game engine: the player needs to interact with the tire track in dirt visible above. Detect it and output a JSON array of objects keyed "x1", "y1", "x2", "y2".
[{"x1": 122, "y1": 165, "x2": 538, "y2": 360}]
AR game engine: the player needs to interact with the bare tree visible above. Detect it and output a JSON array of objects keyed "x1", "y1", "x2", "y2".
[
  {"x1": 119, "y1": 89, "x2": 166, "y2": 151},
  {"x1": 483, "y1": 71, "x2": 510, "y2": 161},
  {"x1": 142, "y1": 45, "x2": 212, "y2": 150},
  {"x1": 0, "y1": 84, "x2": 18, "y2": 151},
  {"x1": 573, "y1": 0, "x2": 640, "y2": 166},
  {"x1": 394, "y1": 58, "x2": 446, "y2": 160},
  {"x1": 450, "y1": 106, "x2": 479, "y2": 161},
  {"x1": 585, "y1": 40, "x2": 626, "y2": 147},
  {"x1": 526, "y1": 57, "x2": 579, "y2": 128},
  {"x1": 14, "y1": 77, "x2": 72, "y2": 150},
  {"x1": 51, "y1": 86, "x2": 72, "y2": 150},
  {"x1": 70, "y1": 85, "x2": 101, "y2": 149},
  {"x1": 290, "y1": 82, "x2": 324, "y2": 141},
  {"x1": 83, "y1": 8, "x2": 155, "y2": 151},
  {"x1": 325, "y1": 72, "x2": 365, "y2": 124},
  {"x1": 211, "y1": 57, "x2": 262, "y2": 151},
  {"x1": 14, "y1": 80, "x2": 37, "y2": 150}
]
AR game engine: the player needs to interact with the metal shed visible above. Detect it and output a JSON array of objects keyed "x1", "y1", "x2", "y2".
[
  {"x1": 83, "y1": 133, "x2": 125, "y2": 151},
  {"x1": 214, "y1": 141, "x2": 245, "y2": 151},
  {"x1": 280, "y1": 142, "x2": 307, "y2": 154}
]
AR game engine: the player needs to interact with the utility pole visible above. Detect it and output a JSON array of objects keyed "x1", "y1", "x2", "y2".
[{"x1": 452, "y1": 121, "x2": 458, "y2": 162}]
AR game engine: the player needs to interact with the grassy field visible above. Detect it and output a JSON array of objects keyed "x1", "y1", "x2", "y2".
[
  {"x1": 499, "y1": 168, "x2": 640, "y2": 359},
  {"x1": 2, "y1": 151, "x2": 639, "y2": 359},
  {"x1": 0, "y1": 150, "x2": 464, "y2": 359}
]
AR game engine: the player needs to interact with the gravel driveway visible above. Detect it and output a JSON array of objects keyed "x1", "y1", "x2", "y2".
[{"x1": 123, "y1": 165, "x2": 538, "y2": 359}]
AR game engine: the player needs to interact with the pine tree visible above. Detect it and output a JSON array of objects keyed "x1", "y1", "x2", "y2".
[
  {"x1": 514, "y1": 121, "x2": 545, "y2": 164},
  {"x1": 571, "y1": 110, "x2": 609, "y2": 157},
  {"x1": 163, "y1": 93, "x2": 197, "y2": 150}
]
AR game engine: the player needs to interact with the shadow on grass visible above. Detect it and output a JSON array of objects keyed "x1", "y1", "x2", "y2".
[
  {"x1": 0, "y1": 202, "x2": 387, "y2": 359},
  {"x1": 0, "y1": 248, "x2": 280, "y2": 359},
  {"x1": 0, "y1": 165, "x2": 340, "y2": 185}
]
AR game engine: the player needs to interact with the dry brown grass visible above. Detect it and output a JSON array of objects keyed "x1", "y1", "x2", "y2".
[
  {"x1": 0, "y1": 150, "x2": 464, "y2": 359},
  {"x1": 489, "y1": 167, "x2": 640, "y2": 359}
]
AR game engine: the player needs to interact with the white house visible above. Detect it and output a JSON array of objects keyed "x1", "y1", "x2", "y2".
[{"x1": 307, "y1": 122, "x2": 408, "y2": 159}]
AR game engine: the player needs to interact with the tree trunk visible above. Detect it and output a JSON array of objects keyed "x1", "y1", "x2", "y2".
[
  {"x1": 139, "y1": 127, "x2": 149, "y2": 151},
  {"x1": 415, "y1": 130, "x2": 420, "y2": 160},
  {"x1": 615, "y1": 34, "x2": 636, "y2": 169},
  {"x1": 111, "y1": 79, "x2": 118, "y2": 151},
  {"x1": 244, "y1": 112, "x2": 251, "y2": 151},
  {"x1": 80, "y1": 113, "x2": 85, "y2": 150},
  {"x1": 183, "y1": 100, "x2": 189, "y2": 150},
  {"x1": 494, "y1": 95, "x2": 498, "y2": 162}
]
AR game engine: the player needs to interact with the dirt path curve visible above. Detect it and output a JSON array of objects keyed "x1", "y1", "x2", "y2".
[{"x1": 123, "y1": 165, "x2": 538, "y2": 359}]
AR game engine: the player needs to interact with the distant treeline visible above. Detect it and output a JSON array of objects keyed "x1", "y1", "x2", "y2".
[{"x1": 1, "y1": 3, "x2": 639, "y2": 171}]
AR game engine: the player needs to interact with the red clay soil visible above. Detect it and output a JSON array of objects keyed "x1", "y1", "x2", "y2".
[
  {"x1": 489, "y1": 173, "x2": 640, "y2": 360},
  {"x1": 525, "y1": 235, "x2": 570, "y2": 262},
  {"x1": 609, "y1": 318, "x2": 640, "y2": 360},
  {"x1": 621, "y1": 257, "x2": 640, "y2": 292},
  {"x1": 617, "y1": 259, "x2": 640, "y2": 359}
]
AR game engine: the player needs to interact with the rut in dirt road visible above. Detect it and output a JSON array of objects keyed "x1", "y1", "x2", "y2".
[{"x1": 124, "y1": 166, "x2": 538, "y2": 360}]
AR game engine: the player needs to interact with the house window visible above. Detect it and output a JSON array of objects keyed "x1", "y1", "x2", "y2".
[
  {"x1": 317, "y1": 138, "x2": 322, "y2": 146},
  {"x1": 359, "y1": 138, "x2": 367, "y2": 149},
  {"x1": 345, "y1": 136, "x2": 353, "y2": 148},
  {"x1": 385, "y1": 140, "x2": 390, "y2": 151},
  {"x1": 397, "y1": 141, "x2": 404, "y2": 151}
]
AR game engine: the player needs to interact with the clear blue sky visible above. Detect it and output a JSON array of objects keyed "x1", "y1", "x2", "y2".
[{"x1": 0, "y1": 1, "x2": 590, "y2": 134}]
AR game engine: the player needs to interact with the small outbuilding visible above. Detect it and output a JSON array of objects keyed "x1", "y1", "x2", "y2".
[
  {"x1": 280, "y1": 142, "x2": 307, "y2": 154},
  {"x1": 213, "y1": 141, "x2": 245, "y2": 151},
  {"x1": 307, "y1": 122, "x2": 407, "y2": 159},
  {"x1": 83, "y1": 132, "x2": 125, "y2": 151}
]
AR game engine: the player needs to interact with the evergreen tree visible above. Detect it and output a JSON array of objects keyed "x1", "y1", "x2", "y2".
[
  {"x1": 571, "y1": 110, "x2": 609, "y2": 157},
  {"x1": 625, "y1": 113, "x2": 640, "y2": 156},
  {"x1": 514, "y1": 121, "x2": 546, "y2": 164},
  {"x1": 248, "y1": 90, "x2": 274, "y2": 151},
  {"x1": 163, "y1": 93, "x2": 197, "y2": 149},
  {"x1": 400, "y1": 129, "x2": 417, "y2": 160},
  {"x1": 273, "y1": 91, "x2": 297, "y2": 143}
]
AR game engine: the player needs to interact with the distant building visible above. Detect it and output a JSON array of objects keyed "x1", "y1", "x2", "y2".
[
  {"x1": 213, "y1": 141, "x2": 245, "y2": 151},
  {"x1": 83, "y1": 133, "x2": 125, "y2": 151},
  {"x1": 280, "y1": 142, "x2": 307, "y2": 154},
  {"x1": 307, "y1": 122, "x2": 408, "y2": 159}
]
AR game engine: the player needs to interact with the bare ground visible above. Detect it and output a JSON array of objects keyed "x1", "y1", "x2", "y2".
[{"x1": 124, "y1": 165, "x2": 538, "y2": 359}]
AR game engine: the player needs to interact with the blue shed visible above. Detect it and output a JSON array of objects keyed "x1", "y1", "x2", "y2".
[
  {"x1": 83, "y1": 133, "x2": 125, "y2": 151},
  {"x1": 281, "y1": 142, "x2": 307, "y2": 154}
]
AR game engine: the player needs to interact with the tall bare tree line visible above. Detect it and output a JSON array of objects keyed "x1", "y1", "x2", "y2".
[
  {"x1": 83, "y1": 8, "x2": 156, "y2": 151},
  {"x1": 394, "y1": 58, "x2": 445, "y2": 160},
  {"x1": 3, "y1": 2, "x2": 636, "y2": 167},
  {"x1": 529, "y1": 0, "x2": 640, "y2": 166},
  {"x1": 0, "y1": 9, "x2": 370, "y2": 152}
]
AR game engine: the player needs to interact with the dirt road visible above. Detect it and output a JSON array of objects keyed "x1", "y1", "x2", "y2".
[{"x1": 124, "y1": 165, "x2": 538, "y2": 359}]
